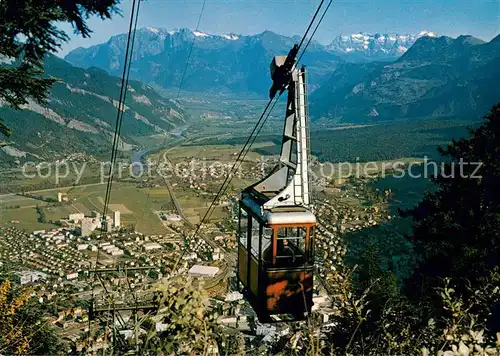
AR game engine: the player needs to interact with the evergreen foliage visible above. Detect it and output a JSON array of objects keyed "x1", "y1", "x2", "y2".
[
  {"x1": 403, "y1": 103, "x2": 500, "y2": 296},
  {"x1": 0, "y1": 0, "x2": 119, "y2": 136}
]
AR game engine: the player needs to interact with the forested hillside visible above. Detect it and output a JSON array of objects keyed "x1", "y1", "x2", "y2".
[{"x1": 0, "y1": 55, "x2": 187, "y2": 165}]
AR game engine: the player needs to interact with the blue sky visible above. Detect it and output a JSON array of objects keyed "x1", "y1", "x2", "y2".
[{"x1": 57, "y1": 0, "x2": 500, "y2": 56}]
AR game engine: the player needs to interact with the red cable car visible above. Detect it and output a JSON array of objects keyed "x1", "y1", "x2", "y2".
[{"x1": 237, "y1": 48, "x2": 316, "y2": 322}]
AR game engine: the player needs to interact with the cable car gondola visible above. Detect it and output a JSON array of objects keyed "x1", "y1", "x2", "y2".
[{"x1": 237, "y1": 46, "x2": 316, "y2": 322}]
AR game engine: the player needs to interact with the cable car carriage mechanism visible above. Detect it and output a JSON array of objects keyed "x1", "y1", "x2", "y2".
[{"x1": 237, "y1": 45, "x2": 316, "y2": 322}]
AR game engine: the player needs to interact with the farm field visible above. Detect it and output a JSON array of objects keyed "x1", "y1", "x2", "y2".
[
  {"x1": 0, "y1": 183, "x2": 172, "y2": 234},
  {"x1": 0, "y1": 175, "x2": 235, "y2": 235},
  {"x1": 150, "y1": 143, "x2": 273, "y2": 164}
]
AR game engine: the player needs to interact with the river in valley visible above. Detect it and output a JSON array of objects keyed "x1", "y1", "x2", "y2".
[{"x1": 130, "y1": 125, "x2": 188, "y2": 175}]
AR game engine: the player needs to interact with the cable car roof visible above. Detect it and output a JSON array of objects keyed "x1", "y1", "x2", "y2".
[{"x1": 241, "y1": 195, "x2": 316, "y2": 225}]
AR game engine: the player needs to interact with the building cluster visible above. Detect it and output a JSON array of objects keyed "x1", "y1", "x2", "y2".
[
  {"x1": 59, "y1": 210, "x2": 121, "y2": 236},
  {"x1": 178, "y1": 222, "x2": 236, "y2": 272},
  {"x1": 312, "y1": 179, "x2": 393, "y2": 279},
  {"x1": 0, "y1": 226, "x2": 189, "y2": 350},
  {"x1": 315, "y1": 180, "x2": 389, "y2": 234},
  {"x1": 0, "y1": 163, "x2": 400, "y2": 354},
  {"x1": 56, "y1": 152, "x2": 99, "y2": 164},
  {"x1": 105, "y1": 231, "x2": 181, "y2": 269},
  {"x1": 0, "y1": 227, "x2": 89, "y2": 280}
]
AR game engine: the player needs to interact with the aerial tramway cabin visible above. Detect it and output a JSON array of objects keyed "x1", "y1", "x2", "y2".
[{"x1": 237, "y1": 46, "x2": 316, "y2": 322}]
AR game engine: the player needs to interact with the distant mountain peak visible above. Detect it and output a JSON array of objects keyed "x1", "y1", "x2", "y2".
[
  {"x1": 327, "y1": 31, "x2": 438, "y2": 61},
  {"x1": 193, "y1": 30, "x2": 210, "y2": 38},
  {"x1": 64, "y1": 28, "x2": 342, "y2": 95},
  {"x1": 400, "y1": 34, "x2": 486, "y2": 62},
  {"x1": 139, "y1": 27, "x2": 242, "y2": 41},
  {"x1": 418, "y1": 30, "x2": 438, "y2": 37},
  {"x1": 455, "y1": 34, "x2": 486, "y2": 46},
  {"x1": 145, "y1": 26, "x2": 161, "y2": 34},
  {"x1": 222, "y1": 33, "x2": 240, "y2": 40},
  {"x1": 491, "y1": 33, "x2": 500, "y2": 43}
]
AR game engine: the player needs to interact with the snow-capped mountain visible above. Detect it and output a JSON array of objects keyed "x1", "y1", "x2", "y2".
[
  {"x1": 326, "y1": 31, "x2": 438, "y2": 61},
  {"x1": 64, "y1": 28, "x2": 343, "y2": 95},
  {"x1": 64, "y1": 27, "x2": 444, "y2": 95}
]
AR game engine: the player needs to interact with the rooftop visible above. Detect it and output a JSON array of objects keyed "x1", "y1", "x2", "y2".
[{"x1": 188, "y1": 265, "x2": 219, "y2": 277}]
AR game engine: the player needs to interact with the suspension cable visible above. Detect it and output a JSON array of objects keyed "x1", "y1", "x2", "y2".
[
  {"x1": 297, "y1": 0, "x2": 334, "y2": 64},
  {"x1": 96, "y1": 0, "x2": 141, "y2": 268},
  {"x1": 101, "y1": 0, "x2": 142, "y2": 227},
  {"x1": 176, "y1": 0, "x2": 207, "y2": 100},
  {"x1": 88, "y1": 0, "x2": 141, "y2": 345},
  {"x1": 137, "y1": 0, "x2": 207, "y2": 228}
]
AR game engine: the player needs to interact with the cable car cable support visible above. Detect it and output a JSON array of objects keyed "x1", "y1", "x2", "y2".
[{"x1": 173, "y1": 0, "x2": 332, "y2": 273}]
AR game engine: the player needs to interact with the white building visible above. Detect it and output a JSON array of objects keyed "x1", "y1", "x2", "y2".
[
  {"x1": 256, "y1": 323, "x2": 276, "y2": 336},
  {"x1": 188, "y1": 265, "x2": 219, "y2": 277},
  {"x1": 143, "y1": 242, "x2": 162, "y2": 251},
  {"x1": 17, "y1": 271, "x2": 47, "y2": 285},
  {"x1": 66, "y1": 272, "x2": 78, "y2": 280},
  {"x1": 213, "y1": 252, "x2": 224, "y2": 261},
  {"x1": 103, "y1": 218, "x2": 113, "y2": 232},
  {"x1": 166, "y1": 214, "x2": 182, "y2": 222},
  {"x1": 77, "y1": 244, "x2": 88, "y2": 251},
  {"x1": 224, "y1": 291, "x2": 243, "y2": 302},
  {"x1": 113, "y1": 210, "x2": 121, "y2": 228},
  {"x1": 103, "y1": 245, "x2": 116, "y2": 253},
  {"x1": 80, "y1": 218, "x2": 97, "y2": 237},
  {"x1": 57, "y1": 192, "x2": 68, "y2": 202}
]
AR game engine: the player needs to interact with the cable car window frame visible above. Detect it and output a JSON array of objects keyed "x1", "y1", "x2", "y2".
[
  {"x1": 238, "y1": 207, "x2": 248, "y2": 249},
  {"x1": 250, "y1": 216, "x2": 261, "y2": 258},
  {"x1": 261, "y1": 227, "x2": 272, "y2": 259},
  {"x1": 275, "y1": 227, "x2": 306, "y2": 267}
]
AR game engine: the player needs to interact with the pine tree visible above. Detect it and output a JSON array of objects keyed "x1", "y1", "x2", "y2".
[
  {"x1": 403, "y1": 103, "x2": 500, "y2": 294},
  {"x1": 0, "y1": 0, "x2": 119, "y2": 136}
]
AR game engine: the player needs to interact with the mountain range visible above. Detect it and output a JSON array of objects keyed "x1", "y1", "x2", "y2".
[
  {"x1": 65, "y1": 28, "x2": 344, "y2": 94},
  {"x1": 0, "y1": 54, "x2": 187, "y2": 165},
  {"x1": 64, "y1": 28, "x2": 443, "y2": 93},
  {"x1": 65, "y1": 28, "x2": 499, "y2": 124},
  {"x1": 309, "y1": 34, "x2": 500, "y2": 122},
  {"x1": 2, "y1": 28, "x2": 498, "y2": 165}
]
